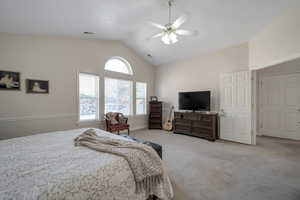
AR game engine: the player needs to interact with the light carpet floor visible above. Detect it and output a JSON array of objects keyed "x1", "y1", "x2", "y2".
[{"x1": 131, "y1": 130, "x2": 300, "y2": 200}]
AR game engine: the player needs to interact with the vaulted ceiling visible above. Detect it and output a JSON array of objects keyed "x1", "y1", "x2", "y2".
[{"x1": 0, "y1": 0, "x2": 296, "y2": 65}]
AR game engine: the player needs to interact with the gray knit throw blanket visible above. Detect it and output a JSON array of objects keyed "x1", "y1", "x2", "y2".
[{"x1": 74, "y1": 129, "x2": 164, "y2": 194}]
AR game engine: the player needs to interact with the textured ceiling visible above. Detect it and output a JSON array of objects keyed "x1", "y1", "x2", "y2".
[{"x1": 0, "y1": 0, "x2": 297, "y2": 65}]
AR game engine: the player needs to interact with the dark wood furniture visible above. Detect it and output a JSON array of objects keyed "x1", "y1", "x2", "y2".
[
  {"x1": 149, "y1": 101, "x2": 163, "y2": 129},
  {"x1": 173, "y1": 111, "x2": 218, "y2": 141},
  {"x1": 104, "y1": 112, "x2": 130, "y2": 135}
]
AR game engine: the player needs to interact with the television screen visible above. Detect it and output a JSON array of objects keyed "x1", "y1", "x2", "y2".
[{"x1": 179, "y1": 91, "x2": 211, "y2": 111}]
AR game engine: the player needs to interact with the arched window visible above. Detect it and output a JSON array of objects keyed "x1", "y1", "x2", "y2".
[{"x1": 105, "y1": 57, "x2": 133, "y2": 75}]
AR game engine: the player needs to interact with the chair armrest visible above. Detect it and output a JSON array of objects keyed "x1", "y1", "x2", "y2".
[{"x1": 120, "y1": 116, "x2": 128, "y2": 124}]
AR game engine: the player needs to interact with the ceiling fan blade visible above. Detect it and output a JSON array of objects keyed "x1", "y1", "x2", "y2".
[
  {"x1": 176, "y1": 29, "x2": 198, "y2": 36},
  {"x1": 172, "y1": 15, "x2": 187, "y2": 29},
  {"x1": 151, "y1": 32, "x2": 165, "y2": 39},
  {"x1": 149, "y1": 22, "x2": 166, "y2": 30}
]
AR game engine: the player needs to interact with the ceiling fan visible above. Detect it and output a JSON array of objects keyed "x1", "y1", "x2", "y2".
[{"x1": 149, "y1": 0, "x2": 197, "y2": 45}]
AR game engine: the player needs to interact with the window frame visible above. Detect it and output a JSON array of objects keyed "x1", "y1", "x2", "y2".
[
  {"x1": 104, "y1": 56, "x2": 133, "y2": 75},
  {"x1": 78, "y1": 72, "x2": 100, "y2": 122},
  {"x1": 104, "y1": 77, "x2": 133, "y2": 116},
  {"x1": 136, "y1": 81, "x2": 147, "y2": 116}
]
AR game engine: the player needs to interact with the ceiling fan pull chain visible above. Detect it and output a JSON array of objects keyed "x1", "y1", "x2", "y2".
[{"x1": 168, "y1": 0, "x2": 172, "y2": 24}]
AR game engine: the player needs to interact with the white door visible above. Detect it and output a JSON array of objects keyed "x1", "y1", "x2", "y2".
[
  {"x1": 220, "y1": 71, "x2": 252, "y2": 144},
  {"x1": 259, "y1": 74, "x2": 300, "y2": 140}
]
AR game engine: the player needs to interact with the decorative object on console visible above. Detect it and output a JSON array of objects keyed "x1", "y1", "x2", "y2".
[
  {"x1": 105, "y1": 112, "x2": 130, "y2": 135},
  {"x1": 150, "y1": 96, "x2": 158, "y2": 102},
  {"x1": 0, "y1": 70, "x2": 20, "y2": 90},
  {"x1": 26, "y1": 79, "x2": 49, "y2": 94},
  {"x1": 149, "y1": 101, "x2": 163, "y2": 129},
  {"x1": 174, "y1": 111, "x2": 218, "y2": 141}
]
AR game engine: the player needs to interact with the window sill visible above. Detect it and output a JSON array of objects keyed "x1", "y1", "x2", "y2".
[
  {"x1": 77, "y1": 119, "x2": 102, "y2": 124},
  {"x1": 118, "y1": 114, "x2": 148, "y2": 118},
  {"x1": 135, "y1": 114, "x2": 148, "y2": 117}
]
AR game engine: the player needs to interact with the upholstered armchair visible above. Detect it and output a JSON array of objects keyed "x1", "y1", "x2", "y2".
[{"x1": 104, "y1": 112, "x2": 130, "y2": 135}]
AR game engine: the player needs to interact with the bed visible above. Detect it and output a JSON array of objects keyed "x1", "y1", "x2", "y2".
[{"x1": 0, "y1": 128, "x2": 173, "y2": 200}]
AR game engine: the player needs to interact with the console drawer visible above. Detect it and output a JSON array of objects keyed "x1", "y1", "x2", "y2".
[
  {"x1": 200, "y1": 115, "x2": 213, "y2": 122},
  {"x1": 174, "y1": 125, "x2": 191, "y2": 134},
  {"x1": 175, "y1": 119, "x2": 192, "y2": 126},
  {"x1": 150, "y1": 113, "x2": 161, "y2": 118},
  {"x1": 174, "y1": 112, "x2": 198, "y2": 120},
  {"x1": 173, "y1": 112, "x2": 218, "y2": 141},
  {"x1": 192, "y1": 127, "x2": 213, "y2": 135}
]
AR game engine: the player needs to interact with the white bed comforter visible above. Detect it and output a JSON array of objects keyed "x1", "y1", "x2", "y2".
[{"x1": 0, "y1": 128, "x2": 173, "y2": 200}]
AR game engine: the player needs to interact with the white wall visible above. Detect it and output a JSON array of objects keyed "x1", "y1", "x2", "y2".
[
  {"x1": 0, "y1": 33, "x2": 155, "y2": 139},
  {"x1": 155, "y1": 43, "x2": 249, "y2": 121},
  {"x1": 249, "y1": 2, "x2": 300, "y2": 70}
]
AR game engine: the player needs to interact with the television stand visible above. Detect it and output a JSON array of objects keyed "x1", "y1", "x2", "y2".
[{"x1": 173, "y1": 111, "x2": 219, "y2": 141}]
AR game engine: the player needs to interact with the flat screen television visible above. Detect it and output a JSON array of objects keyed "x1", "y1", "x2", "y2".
[{"x1": 179, "y1": 91, "x2": 211, "y2": 111}]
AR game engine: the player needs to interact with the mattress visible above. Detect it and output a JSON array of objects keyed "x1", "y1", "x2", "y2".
[{"x1": 0, "y1": 128, "x2": 173, "y2": 200}]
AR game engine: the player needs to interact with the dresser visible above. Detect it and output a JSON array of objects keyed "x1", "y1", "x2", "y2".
[
  {"x1": 148, "y1": 101, "x2": 163, "y2": 129},
  {"x1": 173, "y1": 112, "x2": 218, "y2": 141}
]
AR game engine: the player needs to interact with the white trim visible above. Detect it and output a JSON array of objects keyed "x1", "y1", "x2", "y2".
[
  {"x1": 251, "y1": 70, "x2": 257, "y2": 145},
  {"x1": 250, "y1": 53, "x2": 300, "y2": 70},
  {"x1": 131, "y1": 126, "x2": 147, "y2": 131},
  {"x1": 104, "y1": 56, "x2": 133, "y2": 75},
  {"x1": 0, "y1": 113, "x2": 77, "y2": 122}
]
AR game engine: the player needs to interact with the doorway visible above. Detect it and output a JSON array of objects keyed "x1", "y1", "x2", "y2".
[{"x1": 256, "y1": 59, "x2": 300, "y2": 140}]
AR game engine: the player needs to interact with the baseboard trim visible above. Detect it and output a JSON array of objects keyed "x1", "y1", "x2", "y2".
[{"x1": 131, "y1": 126, "x2": 147, "y2": 131}]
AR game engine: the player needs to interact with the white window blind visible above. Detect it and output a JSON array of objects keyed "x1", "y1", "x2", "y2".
[
  {"x1": 79, "y1": 73, "x2": 99, "y2": 121},
  {"x1": 105, "y1": 77, "x2": 133, "y2": 115},
  {"x1": 136, "y1": 82, "x2": 147, "y2": 115}
]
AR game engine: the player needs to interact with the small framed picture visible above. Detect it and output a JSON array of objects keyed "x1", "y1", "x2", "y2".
[
  {"x1": 0, "y1": 70, "x2": 21, "y2": 90},
  {"x1": 26, "y1": 79, "x2": 49, "y2": 94},
  {"x1": 150, "y1": 96, "x2": 158, "y2": 102}
]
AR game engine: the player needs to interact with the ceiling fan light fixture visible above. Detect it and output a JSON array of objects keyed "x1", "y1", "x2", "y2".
[
  {"x1": 161, "y1": 32, "x2": 178, "y2": 45},
  {"x1": 169, "y1": 32, "x2": 178, "y2": 43},
  {"x1": 150, "y1": 0, "x2": 195, "y2": 45},
  {"x1": 161, "y1": 34, "x2": 170, "y2": 44}
]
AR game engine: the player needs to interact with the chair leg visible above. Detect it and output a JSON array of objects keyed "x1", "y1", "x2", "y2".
[
  {"x1": 128, "y1": 128, "x2": 130, "y2": 135},
  {"x1": 117, "y1": 130, "x2": 120, "y2": 135}
]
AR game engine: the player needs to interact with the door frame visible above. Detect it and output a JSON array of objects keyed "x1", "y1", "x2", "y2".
[
  {"x1": 251, "y1": 56, "x2": 300, "y2": 143},
  {"x1": 251, "y1": 70, "x2": 257, "y2": 145}
]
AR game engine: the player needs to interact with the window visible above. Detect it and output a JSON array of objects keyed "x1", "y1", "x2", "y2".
[
  {"x1": 105, "y1": 78, "x2": 133, "y2": 115},
  {"x1": 136, "y1": 82, "x2": 147, "y2": 115},
  {"x1": 79, "y1": 73, "x2": 99, "y2": 121},
  {"x1": 105, "y1": 57, "x2": 133, "y2": 75}
]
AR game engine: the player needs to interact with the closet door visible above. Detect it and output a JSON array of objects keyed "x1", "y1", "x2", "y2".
[
  {"x1": 259, "y1": 74, "x2": 300, "y2": 140},
  {"x1": 281, "y1": 74, "x2": 300, "y2": 139}
]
